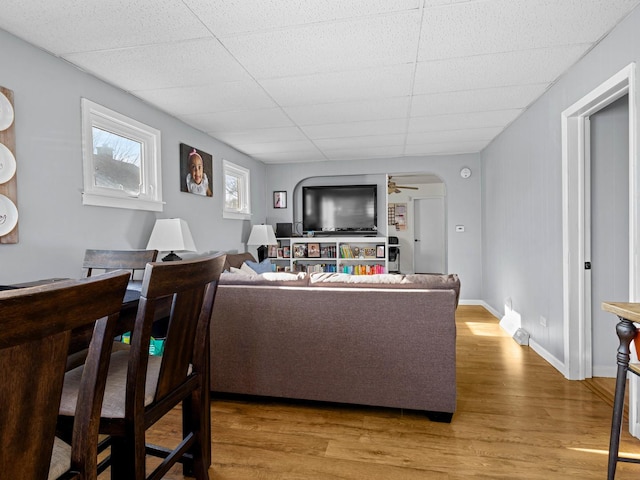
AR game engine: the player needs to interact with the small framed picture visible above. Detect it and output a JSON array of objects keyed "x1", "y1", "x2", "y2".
[
  {"x1": 376, "y1": 245, "x2": 386, "y2": 258},
  {"x1": 307, "y1": 243, "x2": 320, "y2": 258},
  {"x1": 294, "y1": 244, "x2": 307, "y2": 258},
  {"x1": 273, "y1": 191, "x2": 287, "y2": 209},
  {"x1": 283, "y1": 246, "x2": 291, "y2": 258},
  {"x1": 268, "y1": 245, "x2": 278, "y2": 258}
]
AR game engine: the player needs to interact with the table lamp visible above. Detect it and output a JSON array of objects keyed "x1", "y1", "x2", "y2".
[
  {"x1": 146, "y1": 218, "x2": 197, "y2": 261},
  {"x1": 247, "y1": 224, "x2": 277, "y2": 262}
]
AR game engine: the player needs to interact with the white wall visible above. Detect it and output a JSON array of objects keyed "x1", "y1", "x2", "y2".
[
  {"x1": 265, "y1": 154, "x2": 483, "y2": 300},
  {"x1": 0, "y1": 28, "x2": 266, "y2": 284},
  {"x1": 481, "y1": 6, "x2": 640, "y2": 362}
]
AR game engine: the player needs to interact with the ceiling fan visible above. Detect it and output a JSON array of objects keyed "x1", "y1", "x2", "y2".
[{"x1": 388, "y1": 177, "x2": 419, "y2": 194}]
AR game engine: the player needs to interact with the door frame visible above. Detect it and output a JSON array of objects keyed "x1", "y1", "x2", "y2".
[{"x1": 561, "y1": 63, "x2": 638, "y2": 381}]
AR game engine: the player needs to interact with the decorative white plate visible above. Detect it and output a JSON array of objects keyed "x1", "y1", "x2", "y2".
[
  {"x1": 0, "y1": 92, "x2": 14, "y2": 131},
  {"x1": 0, "y1": 143, "x2": 16, "y2": 184},
  {"x1": 0, "y1": 194, "x2": 18, "y2": 237}
]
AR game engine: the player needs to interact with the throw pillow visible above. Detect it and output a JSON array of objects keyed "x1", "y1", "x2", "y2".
[
  {"x1": 239, "y1": 263, "x2": 258, "y2": 276},
  {"x1": 245, "y1": 258, "x2": 273, "y2": 274},
  {"x1": 230, "y1": 266, "x2": 254, "y2": 277}
]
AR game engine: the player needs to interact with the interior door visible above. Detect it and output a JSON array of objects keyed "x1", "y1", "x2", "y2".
[{"x1": 414, "y1": 197, "x2": 446, "y2": 274}]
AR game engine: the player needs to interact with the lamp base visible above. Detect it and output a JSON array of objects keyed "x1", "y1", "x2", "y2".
[
  {"x1": 257, "y1": 245, "x2": 267, "y2": 263},
  {"x1": 162, "y1": 251, "x2": 182, "y2": 262}
]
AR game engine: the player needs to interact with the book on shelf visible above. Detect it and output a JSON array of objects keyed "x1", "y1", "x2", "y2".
[{"x1": 339, "y1": 264, "x2": 386, "y2": 275}]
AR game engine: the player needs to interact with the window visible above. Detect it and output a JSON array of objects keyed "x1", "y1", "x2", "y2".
[
  {"x1": 223, "y1": 159, "x2": 251, "y2": 219},
  {"x1": 81, "y1": 99, "x2": 163, "y2": 211}
]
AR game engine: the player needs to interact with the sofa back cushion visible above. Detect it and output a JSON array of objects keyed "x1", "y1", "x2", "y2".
[
  {"x1": 219, "y1": 271, "x2": 309, "y2": 287},
  {"x1": 309, "y1": 272, "x2": 461, "y2": 306}
]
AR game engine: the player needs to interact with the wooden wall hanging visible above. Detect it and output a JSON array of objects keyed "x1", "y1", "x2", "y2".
[{"x1": 0, "y1": 86, "x2": 17, "y2": 244}]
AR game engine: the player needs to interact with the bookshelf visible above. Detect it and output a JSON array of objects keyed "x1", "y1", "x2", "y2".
[{"x1": 277, "y1": 237, "x2": 388, "y2": 274}]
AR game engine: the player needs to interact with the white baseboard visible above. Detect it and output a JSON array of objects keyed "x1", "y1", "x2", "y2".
[
  {"x1": 458, "y1": 299, "x2": 501, "y2": 317},
  {"x1": 529, "y1": 338, "x2": 568, "y2": 378}
]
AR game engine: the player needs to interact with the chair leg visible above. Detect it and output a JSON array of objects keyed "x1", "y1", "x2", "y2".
[
  {"x1": 182, "y1": 391, "x2": 208, "y2": 479},
  {"x1": 608, "y1": 363, "x2": 628, "y2": 480},
  {"x1": 110, "y1": 431, "x2": 147, "y2": 480}
]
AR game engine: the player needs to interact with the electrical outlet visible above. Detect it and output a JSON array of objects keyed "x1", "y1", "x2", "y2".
[
  {"x1": 504, "y1": 297, "x2": 512, "y2": 311},
  {"x1": 540, "y1": 315, "x2": 547, "y2": 327}
]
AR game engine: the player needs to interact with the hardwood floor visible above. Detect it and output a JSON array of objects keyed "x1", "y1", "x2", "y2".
[{"x1": 129, "y1": 306, "x2": 640, "y2": 478}]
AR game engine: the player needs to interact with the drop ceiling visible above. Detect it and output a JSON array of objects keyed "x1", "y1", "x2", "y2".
[{"x1": 1, "y1": 0, "x2": 638, "y2": 164}]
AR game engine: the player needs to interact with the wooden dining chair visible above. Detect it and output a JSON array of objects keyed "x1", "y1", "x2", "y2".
[
  {"x1": 82, "y1": 249, "x2": 158, "y2": 282},
  {"x1": 59, "y1": 254, "x2": 226, "y2": 480},
  {"x1": 66, "y1": 249, "x2": 159, "y2": 372},
  {"x1": 0, "y1": 270, "x2": 130, "y2": 480}
]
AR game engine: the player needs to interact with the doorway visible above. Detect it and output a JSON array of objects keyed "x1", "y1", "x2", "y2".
[
  {"x1": 562, "y1": 63, "x2": 639, "y2": 432},
  {"x1": 386, "y1": 174, "x2": 446, "y2": 274},
  {"x1": 590, "y1": 95, "x2": 629, "y2": 377},
  {"x1": 414, "y1": 197, "x2": 446, "y2": 273}
]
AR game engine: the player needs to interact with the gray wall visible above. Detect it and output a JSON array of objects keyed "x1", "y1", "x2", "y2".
[
  {"x1": 0, "y1": 29, "x2": 266, "y2": 284},
  {"x1": 265, "y1": 154, "x2": 483, "y2": 300},
  {"x1": 481, "y1": 6, "x2": 640, "y2": 362}
]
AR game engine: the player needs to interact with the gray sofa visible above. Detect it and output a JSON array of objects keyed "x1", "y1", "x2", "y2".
[{"x1": 210, "y1": 253, "x2": 460, "y2": 421}]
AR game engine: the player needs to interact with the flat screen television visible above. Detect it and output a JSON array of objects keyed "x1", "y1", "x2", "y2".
[{"x1": 302, "y1": 184, "x2": 377, "y2": 235}]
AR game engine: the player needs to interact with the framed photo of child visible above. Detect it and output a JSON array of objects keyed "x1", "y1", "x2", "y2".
[
  {"x1": 273, "y1": 191, "x2": 287, "y2": 208},
  {"x1": 180, "y1": 143, "x2": 213, "y2": 197}
]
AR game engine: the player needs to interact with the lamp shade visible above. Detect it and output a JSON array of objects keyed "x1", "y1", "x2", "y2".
[
  {"x1": 146, "y1": 218, "x2": 197, "y2": 253},
  {"x1": 247, "y1": 224, "x2": 277, "y2": 246}
]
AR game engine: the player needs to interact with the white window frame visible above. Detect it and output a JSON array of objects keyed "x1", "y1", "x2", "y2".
[
  {"x1": 223, "y1": 159, "x2": 252, "y2": 220},
  {"x1": 81, "y1": 98, "x2": 163, "y2": 212}
]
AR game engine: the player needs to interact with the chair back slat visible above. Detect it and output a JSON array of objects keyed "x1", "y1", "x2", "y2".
[{"x1": 0, "y1": 271, "x2": 130, "y2": 480}]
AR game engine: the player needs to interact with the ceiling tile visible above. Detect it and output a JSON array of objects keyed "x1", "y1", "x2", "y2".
[
  {"x1": 324, "y1": 145, "x2": 405, "y2": 161},
  {"x1": 180, "y1": 108, "x2": 294, "y2": 133},
  {"x1": 213, "y1": 127, "x2": 308, "y2": 146},
  {"x1": 284, "y1": 97, "x2": 410, "y2": 126},
  {"x1": 404, "y1": 140, "x2": 491, "y2": 156},
  {"x1": 315, "y1": 134, "x2": 406, "y2": 150},
  {"x1": 63, "y1": 38, "x2": 249, "y2": 91},
  {"x1": 410, "y1": 84, "x2": 547, "y2": 117},
  {"x1": 406, "y1": 127, "x2": 504, "y2": 145},
  {"x1": 186, "y1": 0, "x2": 421, "y2": 36},
  {"x1": 253, "y1": 150, "x2": 328, "y2": 164},
  {"x1": 302, "y1": 118, "x2": 407, "y2": 140},
  {"x1": 221, "y1": 11, "x2": 421, "y2": 78},
  {"x1": 235, "y1": 139, "x2": 320, "y2": 155},
  {"x1": 408, "y1": 110, "x2": 521, "y2": 133},
  {"x1": 260, "y1": 64, "x2": 415, "y2": 106},
  {"x1": 133, "y1": 80, "x2": 276, "y2": 115},
  {"x1": 0, "y1": 0, "x2": 209, "y2": 54},
  {"x1": 413, "y1": 45, "x2": 589, "y2": 95},
  {"x1": 419, "y1": 0, "x2": 640, "y2": 61}
]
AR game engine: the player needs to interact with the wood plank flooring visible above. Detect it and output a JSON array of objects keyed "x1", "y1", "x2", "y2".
[{"x1": 121, "y1": 305, "x2": 640, "y2": 479}]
